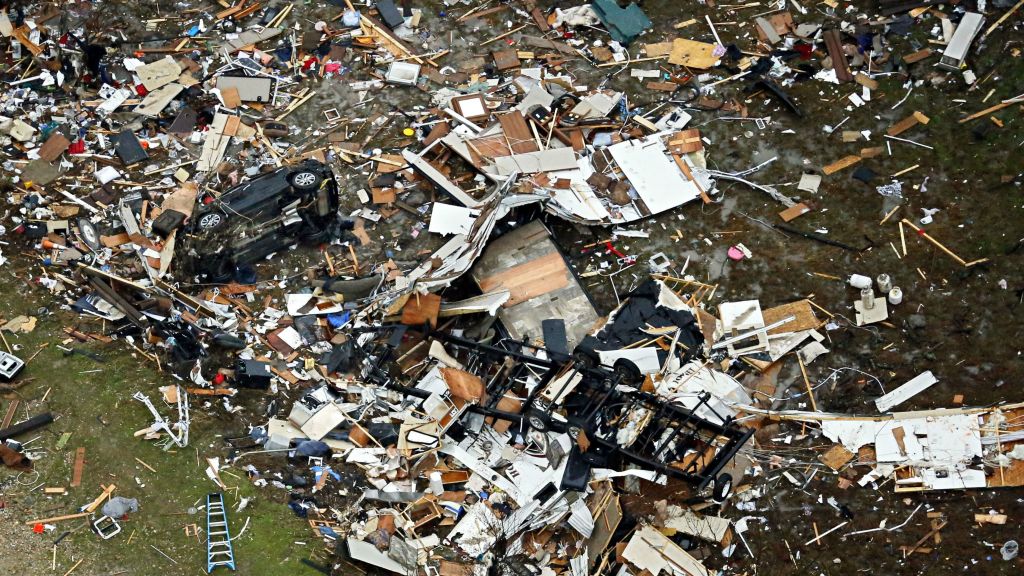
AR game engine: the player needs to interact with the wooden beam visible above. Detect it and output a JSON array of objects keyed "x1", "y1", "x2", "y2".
[
  {"x1": 24, "y1": 511, "x2": 91, "y2": 525},
  {"x1": 70, "y1": 447, "x2": 85, "y2": 487},
  {"x1": 83, "y1": 484, "x2": 116, "y2": 513}
]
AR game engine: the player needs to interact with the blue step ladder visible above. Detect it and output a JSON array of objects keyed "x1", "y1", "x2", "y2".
[{"x1": 206, "y1": 493, "x2": 236, "y2": 572}]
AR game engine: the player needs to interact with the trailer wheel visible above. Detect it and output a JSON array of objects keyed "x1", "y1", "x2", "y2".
[
  {"x1": 613, "y1": 359, "x2": 643, "y2": 385},
  {"x1": 572, "y1": 347, "x2": 598, "y2": 369},
  {"x1": 712, "y1": 473, "x2": 733, "y2": 502}
]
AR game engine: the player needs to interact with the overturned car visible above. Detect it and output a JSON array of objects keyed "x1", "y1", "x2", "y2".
[{"x1": 179, "y1": 159, "x2": 347, "y2": 281}]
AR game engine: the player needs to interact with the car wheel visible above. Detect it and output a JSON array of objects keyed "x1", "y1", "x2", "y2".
[
  {"x1": 290, "y1": 170, "x2": 322, "y2": 191},
  {"x1": 78, "y1": 218, "x2": 100, "y2": 250},
  {"x1": 526, "y1": 408, "x2": 548, "y2": 433},
  {"x1": 197, "y1": 212, "x2": 225, "y2": 230},
  {"x1": 712, "y1": 473, "x2": 733, "y2": 502}
]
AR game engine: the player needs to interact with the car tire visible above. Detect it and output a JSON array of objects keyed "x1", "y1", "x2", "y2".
[
  {"x1": 77, "y1": 218, "x2": 100, "y2": 250},
  {"x1": 206, "y1": 258, "x2": 234, "y2": 284},
  {"x1": 197, "y1": 212, "x2": 225, "y2": 230},
  {"x1": 712, "y1": 473, "x2": 733, "y2": 502},
  {"x1": 526, "y1": 408, "x2": 549, "y2": 433},
  {"x1": 290, "y1": 170, "x2": 322, "y2": 192}
]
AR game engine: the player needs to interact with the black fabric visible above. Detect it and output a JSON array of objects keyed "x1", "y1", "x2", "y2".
[{"x1": 577, "y1": 280, "x2": 703, "y2": 360}]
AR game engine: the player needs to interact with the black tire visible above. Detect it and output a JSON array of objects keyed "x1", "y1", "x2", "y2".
[
  {"x1": 196, "y1": 211, "x2": 226, "y2": 231},
  {"x1": 300, "y1": 227, "x2": 329, "y2": 244},
  {"x1": 613, "y1": 358, "x2": 643, "y2": 385},
  {"x1": 77, "y1": 218, "x2": 100, "y2": 250},
  {"x1": 712, "y1": 473, "x2": 733, "y2": 502},
  {"x1": 289, "y1": 170, "x2": 322, "y2": 192},
  {"x1": 206, "y1": 257, "x2": 234, "y2": 284},
  {"x1": 526, "y1": 408, "x2": 548, "y2": 433}
]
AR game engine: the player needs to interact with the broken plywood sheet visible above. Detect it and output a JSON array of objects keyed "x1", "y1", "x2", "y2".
[
  {"x1": 818, "y1": 444, "x2": 855, "y2": 470},
  {"x1": 472, "y1": 220, "x2": 599, "y2": 350},
  {"x1": 197, "y1": 113, "x2": 234, "y2": 172},
  {"x1": 492, "y1": 147, "x2": 578, "y2": 176},
  {"x1": 477, "y1": 251, "x2": 569, "y2": 306},
  {"x1": 623, "y1": 525, "x2": 709, "y2": 576},
  {"x1": 608, "y1": 135, "x2": 702, "y2": 216},
  {"x1": 762, "y1": 300, "x2": 820, "y2": 335},
  {"x1": 160, "y1": 182, "x2": 199, "y2": 217},
  {"x1": 221, "y1": 27, "x2": 283, "y2": 53},
  {"x1": 136, "y1": 56, "x2": 182, "y2": 91},
  {"x1": 135, "y1": 83, "x2": 185, "y2": 117},
  {"x1": 820, "y1": 413, "x2": 985, "y2": 490},
  {"x1": 440, "y1": 367, "x2": 485, "y2": 401},
  {"x1": 668, "y1": 39, "x2": 719, "y2": 68},
  {"x1": 37, "y1": 132, "x2": 71, "y2": 162},
  {"x1": 663, "y1": 509, "x2": 732, "y2": 545}
]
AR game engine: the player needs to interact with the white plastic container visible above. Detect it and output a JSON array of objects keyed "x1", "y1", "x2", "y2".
[
  {"x1": 888, "y1": 287, "x2": 903, "y2": 306},
  {"x1": 848, "y1": 274, "x2": 872, "y2": 289}
]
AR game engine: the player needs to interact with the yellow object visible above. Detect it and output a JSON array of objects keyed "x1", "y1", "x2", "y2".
[{"x1": 403, "y1": 128, "x2": 415, "y2": 137}]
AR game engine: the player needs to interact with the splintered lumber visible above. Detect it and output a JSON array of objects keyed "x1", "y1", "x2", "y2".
[
  {"x1": 904, "y1": 520, "x2": 947, "y2": 556},
  {"x1": 1, "y1": 400, "x2": 18, "y2": 428},
  {"x1": 24, "y1": 511, "x2": 91, "y2": 525},
  {"x1": 275, "y1": 90, "x2": 317, "y2": 121}
]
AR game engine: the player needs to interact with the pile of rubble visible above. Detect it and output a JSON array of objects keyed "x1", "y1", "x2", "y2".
[{"x1": 1, "y1": 0, "x2": 1022, "y2": 574}]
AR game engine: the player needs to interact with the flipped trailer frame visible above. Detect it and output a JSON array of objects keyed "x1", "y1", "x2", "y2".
[{"x1": 355, "y1": 324, "x2": 752, "y2": 497}]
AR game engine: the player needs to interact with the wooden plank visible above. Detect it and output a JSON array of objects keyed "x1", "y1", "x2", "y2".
[
  {"x1": 477, "y1": 252, "x2": 569, "y2": 307},
  {"x1": 497, "y1": 111, "x2": 539, "y2": 154},
  {"x1": 823, "y1": 30, "x2": 853, "y2": 82},
  {"x1": 71, "y1": 447, "x2": 85, "y2": 487},
  {"x1": 779, "y1": 202, "x2": 811, "y2": 222},
  {"x1": 822, "y1": 154, "x2": 861, "y2": 175},
  {"x1": 671, "y1": 154, "x2": 711, "y2": 203},
  {"x1": 24, "y1": 511, "x2": 91, "y2": 526},
  {"x1": 83, "y1": 484, "x2": 116, "y2": 513},
  {"x1": 887, "y1": 111, "x2": 930, "y2": 136},
  {"x1": 529, "y1": 7, "x2": 551, "y2": 32},
  {"x1": 903, "y1": 48, "x2": 932, "y2": 64},
  {"x1": 2, "y1": 400, "x2": 19, "y2": 429}
]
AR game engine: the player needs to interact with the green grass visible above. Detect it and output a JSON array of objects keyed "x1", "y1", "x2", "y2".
[{"x1": 0, "y1": 285, "x2": 325, "y2": 576}]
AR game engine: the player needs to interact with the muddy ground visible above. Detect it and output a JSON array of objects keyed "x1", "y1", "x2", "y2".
[{"x1": 1, "y1": 0, "x2": 1023, "y2": 575}]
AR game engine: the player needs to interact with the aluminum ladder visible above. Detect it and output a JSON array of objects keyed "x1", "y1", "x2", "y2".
[{"x1": 206, "y1": 493, "x2": 236, "y2": 572}]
